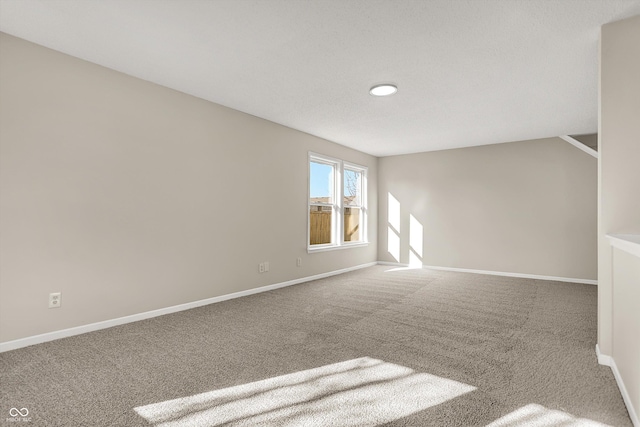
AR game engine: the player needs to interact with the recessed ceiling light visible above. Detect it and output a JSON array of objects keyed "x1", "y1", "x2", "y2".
[{"x1": 369, "y1": 84, "x2": 397, "y2": 96}]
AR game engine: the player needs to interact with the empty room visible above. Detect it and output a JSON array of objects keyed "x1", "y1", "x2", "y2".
[{"x1": 1, "y1": 1, "x2": 639, "y2": 426}]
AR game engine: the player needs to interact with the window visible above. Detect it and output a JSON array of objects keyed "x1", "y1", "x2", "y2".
[
  {"x1": 309, "y1": 157, "x2": 338, "y2": 246},
  {"x1": 308, "y1": 153, "x2": 367, "y2": 251},
  {"x1": 343, "y1": 165, "x2": 365, "y2": 243}
]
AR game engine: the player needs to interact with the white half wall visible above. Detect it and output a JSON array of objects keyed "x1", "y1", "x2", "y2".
[{"x1": 598, "y1": 15, "x2": 640, "y2": 426}]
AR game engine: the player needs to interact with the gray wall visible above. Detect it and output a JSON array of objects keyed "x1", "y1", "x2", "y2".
[
  {"x1": 0, "y1": 33, "x2": 378, "y2": 343},
  {"x1": 599, "y1": 15, "x2": 640, "y2": 416},
  {"x1": 378, "y1": 137, "x2": 597, "y2": 280}
]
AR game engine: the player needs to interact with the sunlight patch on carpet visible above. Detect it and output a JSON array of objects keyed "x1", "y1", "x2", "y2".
[
  {"x1": 384, "y1": 266, "x2": 423, "y2": 272},
  {"x1": 134, "y1": 357, "x2": 475, "y2": 426},
  {"x1": 487, "y1": 403, "x2": 612, "y2": 427}
]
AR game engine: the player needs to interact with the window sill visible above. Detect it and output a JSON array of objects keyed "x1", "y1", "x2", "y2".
[{"x1": 308, "y1": 242, "x2": 369, "y2": 253}]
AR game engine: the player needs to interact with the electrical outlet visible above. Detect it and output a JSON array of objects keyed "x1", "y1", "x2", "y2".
[
  {"x1": 264, "y1": 261, "x2": 269, "y2": 272},
  {"x1": 259, "y1": 263, "x2": 265, "y2": 273},
  {"x1": 296, "y1": 257, "x2": 302, "y2": 267},
  {"x1": 49, "y1": 292, "x2": 61, "y2": 308}
]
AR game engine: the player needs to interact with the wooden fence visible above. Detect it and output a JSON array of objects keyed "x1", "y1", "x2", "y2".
[
  {"x1": 310, "y1": 210, "x2": 331, "y2": 245},
  {"x1": 310, "y1": 209, "x2": 360, "y2": 245}
]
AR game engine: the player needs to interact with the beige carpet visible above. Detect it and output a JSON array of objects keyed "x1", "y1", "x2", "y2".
[{"x1": 0, "y1": 266, "x2": 631, "y2": 426}]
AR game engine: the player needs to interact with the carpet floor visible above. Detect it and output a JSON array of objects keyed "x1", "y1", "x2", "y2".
[{"x1": 0, "y1": 266, "x2": 632, "y2": 426}]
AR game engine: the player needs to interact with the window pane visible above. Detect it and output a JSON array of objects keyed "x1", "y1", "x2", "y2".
[
  {"x1": 344, "y1": 169, "x2": 361, "y2": 206},
  {"x1": 344, "y1": 207, "x2": 361, "y2": 242},
  {"x1": 310, "y1": 205, "x2": 332, "y2": 245},
  {"x1": 310, "y1": 161, "x2": 334, "y2": 204}
]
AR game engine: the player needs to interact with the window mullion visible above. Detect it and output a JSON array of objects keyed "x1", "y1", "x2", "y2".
[{"x1": 336, "y1": 162, "x2": 342, "y2": 246}]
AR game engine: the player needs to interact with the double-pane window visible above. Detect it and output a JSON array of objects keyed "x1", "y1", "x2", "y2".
[{"x1": 308, "y1": 153, "x2": 367, "y2": 251}]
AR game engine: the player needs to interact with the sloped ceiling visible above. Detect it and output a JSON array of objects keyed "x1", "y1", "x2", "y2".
[{"x1": 1, "y1": 0, "x2": 639, "y2": 156}]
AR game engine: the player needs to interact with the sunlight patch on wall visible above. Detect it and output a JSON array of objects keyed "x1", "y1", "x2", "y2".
[
  {"x1": 409, "y1": 214, "x2": 423, "y2": 267},
  {"x1": 388, "y1": 193, "x2": 400, "y2": 232},
  {"x1": 135, "y1": 357, "x2": 475, "y2": 427},
  {"x1": 486, "y1": 403, "x2": 610, "y2": 427},
  {"x1": 409, "y1": 214, "x2": 423, "y2": 258},
  {"x1": 388, "y1": 227, "x2": 400, "y2": 262},
  {"x1": 408, "y1": 250, "x2": 422, "y2": 268},
  {"x1": 387, "y1": 193, "x2": 401, "y2": 262}
]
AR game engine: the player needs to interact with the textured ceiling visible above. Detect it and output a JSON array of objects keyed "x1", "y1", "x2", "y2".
[{"x1": 1, "y1": 0, "x2": 639, "y2": 156}]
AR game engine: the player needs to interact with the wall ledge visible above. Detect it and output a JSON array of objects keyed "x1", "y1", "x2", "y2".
[{"x1": 607, "y1": 234, "x2": 640, "y2": 258}]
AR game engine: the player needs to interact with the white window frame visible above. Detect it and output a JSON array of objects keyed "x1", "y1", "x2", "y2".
[
  {"x1": 342, "y1": 162, "x2": 367, "y2": 246},
  {"x1": 308, "y1": 152, "x2": 368, "y2": 253}
]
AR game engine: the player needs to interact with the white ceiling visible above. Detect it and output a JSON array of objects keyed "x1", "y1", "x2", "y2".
[{"x1": 1, "y1": 0, "x2": 639, "y2": 157}]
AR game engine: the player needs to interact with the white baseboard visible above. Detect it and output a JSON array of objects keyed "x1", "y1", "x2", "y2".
[
  {"x1": 0, "y1": 262, "x2": 377, "y2": 353},
  {"x1": 378, "y1": 262, "x2": 597, "y2": 285},
  {"x1": 595, "y1": 344, "x2": 613, "y2": 366},
  {"x1": 596, "y1": 345, "x2": 639, "y2": 426}
]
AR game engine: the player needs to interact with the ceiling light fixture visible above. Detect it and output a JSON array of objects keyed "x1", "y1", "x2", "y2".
[{"x1": 369, "y1": 84, "x2": 397, "y2": 96}]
